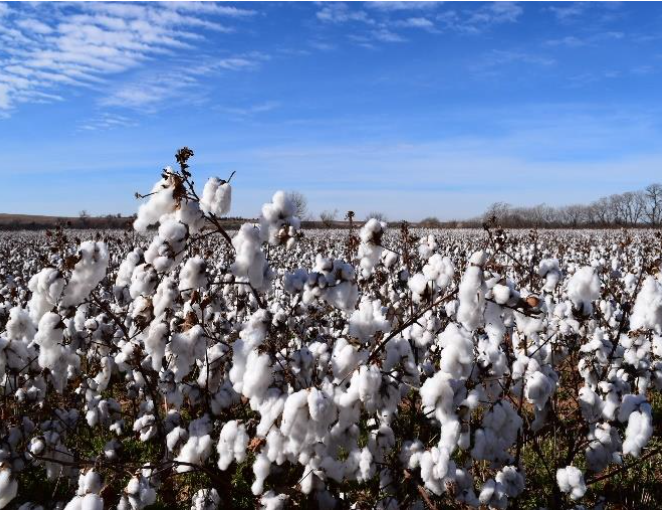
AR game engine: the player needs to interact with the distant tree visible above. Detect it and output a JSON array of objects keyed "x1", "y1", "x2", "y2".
[
  {"x1": 419, "y1": 216, "x2": 442, "y2": 227},
  {"x1": 320, "y1": 209, "x2": 338, "y2": 228},
  {"x1": 79, "y1": 210, "x2": 89, "y2": 219},
  {"x1": 286, "y1": 191, "x2": 309, "y2": 220},
  {"x1": 366, "y1": 211, "x2": 387, "y2": 223},
  {"x1": 645, "y1": 183, "x2": 662, "y2": 226}
]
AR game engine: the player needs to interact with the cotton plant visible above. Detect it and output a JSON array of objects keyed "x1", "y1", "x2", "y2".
[{"x1": 2, "y1": 150, "x2": 662, "y2": 509}]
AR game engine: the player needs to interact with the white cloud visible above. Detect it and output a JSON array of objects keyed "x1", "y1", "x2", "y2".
[
  {"x1": 396, "y1": 17, "x2": 435, "y2": 29},
  {"x1": 317, "y1": 3, "x2": 374, "y2": 24},
  {"x1": 367, "y1": 2, "x2": 442, "y2": 12},
  {"x1": 437, "y1": 2, "x2": 523, "y2": 34},
  {"x1": 0, "y1": 2, "x2": 260, "y2": 114}
]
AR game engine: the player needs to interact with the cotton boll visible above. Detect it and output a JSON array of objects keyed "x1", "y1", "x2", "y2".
[
  {"x1": 620, "y1": 400, "x2": 653, "y2": 457},
  {"x1": 134, "y1": 174, "x2": 179, "y2": 234},
  {"x1": 144, "y1": 220, "x2": 188, "y2": 274},
  {"x1": 438, "y1": 323, "x2": 474, "y2": 380},
  {"x1": 175, "y1": 416, "x2": 214, "y2": 473},
  {"x1": 457, "y1": 251, "x2": 487, "y2": 331},
  {"x1": 179, "y1": 257, "x2": 208, "y2": 291},
  {"x1": 217, "y1": 420, "x2": 249, "y2": 470},
  {"x1": 259, "y1": 191, "x2": 301, "y2": 246},
  {"x1": 200, "y1": 177, "x2": 232, "y2": 217},
  {"x1": 630, "y1": 276, "x2": 662, "y2": 332},
  {"x1": 556, "y1": 466, "x2": 586, "y2": 500},
  {"x1": 0, "y1": 465, "x2": 18, "y2": 509},
  {"x1": 251, "y1": 451, "x2": 271, "y2": 495},
  {"x1": 260, "y1": 491, "x2": 288, "y2": 510},
  {"x1": 191, "y1": 488, "x2": 221, "y2": 510},
  {"x1": 232, "y1": 224, "x2": 271, "y2": 292},
  {"x1": 349, "y1": 298, "x2": 390, "y2": 345},
  {"x1": 357, "y1": 219, "x2": 386, "y2": 278},
  {"x1": 28, "y1": 268, "x2": 64, "y2": 323},
  {"x1": 61, "y1": 241, "x2": 109, "y2": 307},
  {"x1": 566, "y1": 266, "x2": 601, "y2": 316},
  {"x1": 422, "y1": 254, "x2": 454, "y2": 291},
  {"x1": 129, "y1": 264, "x2": 159, "y2": 299}
]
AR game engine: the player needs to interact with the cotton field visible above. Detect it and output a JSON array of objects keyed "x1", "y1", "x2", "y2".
[{"x1": 1, "y1": 150, "x2": 661, "y2": 510}]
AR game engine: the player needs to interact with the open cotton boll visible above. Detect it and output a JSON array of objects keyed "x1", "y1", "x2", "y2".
[
  {"x1": 191, "y1": 488, "x2": 221, "y2": 510},
  {"x1": 259, "y1": 191, "x2": 301, "y2": 246},
  {"x1": 217, "y1": 420, "x2": 249, "y2": 470},
  {"x1": 457, "y1": 251, "x2": 487, "y2": 331},
  {"x1": 357, "y1": 219, "x2": 386, "y2": 278},
  {"x1": 144, "y1": 220, "x2": 188, "y2": 274},
  {"x1": 179, "y1": 257, "x2": 208, "y2": 291},
  {"x1": 438, "y1": 323, "x2": 474, "y2": 380},
  {"x1": 260, "y1": 491, "x2": 288, "y2": 510},
  {"x1": 28, "y1": 268, "x2": 64, "y2": 323},
  {"x1": 200, "y1": 178, "x2": 232, "y2": 217},
  {"x1": 61, "y1": 241, "x2": 109, "y2": 307},
  {"x1": 251, "y1": 451, "x2": 271, "y2": 495},
  {"x1": 133, "y1": 174, "x2": 179, "y2": 234},
  {"x1": 567, "y1": 266, "x2": 601, "y2": 315},
  {"x1": 349, "y1": 299, "x2": 390, "y2": 344},
  {"x1": 422, "y1": 254, "x2": 454, "y2": 290},
  {"x1": 618, "y1": 396, "x2": 653, "y2": 457},
  {"x1": 175, "y1": 416, "x2": 214, "y2": 473},
  {"x1": 539, "y1": 258, "x2": 561, "y2": 292},
  {"x1": 129, "y1": 264, "x2": 159, "y2": 299},
  {"x1": 232, "y1": 224, "x2": 271, "y2": 292},
  {"x1": 630, "y1": 276, "x2": 662, "y2": 332},
  {"x1": 556, "y1": 466, "x2": 586, "y2": 500},
  {"x1": 0, "y1": 465, "x2": 18, "y2": 509}
]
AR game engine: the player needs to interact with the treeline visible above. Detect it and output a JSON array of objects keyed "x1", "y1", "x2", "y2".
[{"x1": 480, "y1": 183, "x2": 662, "y2": 229}]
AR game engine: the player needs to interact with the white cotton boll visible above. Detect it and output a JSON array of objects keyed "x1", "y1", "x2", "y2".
[
  {"x1": 457, "y1": 251, "x2": 487, "y2": 331},
  {"x1": 630, "y1": 276, "x2": 662, "y2": 332},
  {"x1": 259, "y1": 191, "x2": 301, "y2": 246},
  {"x1": 129, "y1": 264, "x2": 158, "y2": 299},
  {"x1": 145, "y1": 220, "x2": 188, "y2": 273},
  {"x1": 420, "y1": 371, "x2": 455, "y2": 424},
  {"x1": 61, "y1": 241, "x2": 109, "y2": 307},
  {"x1": 144, "y1": 321, "x2": 168, "y2": 372},
  {"x1": 357, "y1": 447, "x2": 375, "y2": 482},
  {"x1": 621, "y1": 401, "x2": 652, "y2": 457},
  {"x1": 539, "y1": 258, "x2": 561, "y2": 292},
  {"x1": 495, "y1": 466, "x2": 524, "y2": 498},
  {"x1": 28, "y1": 268, "x2": 64, "y2": 323},
  {"x1": 492, "y1": 284, "x2": 511, "y2": 305},
  {"x1": 260, "y1": 491, "x2": 288, "y2": 510},
  {"x1": 191, "y1": 488, "x2": 221, "y2": 510},
  {"x1": 478, "y1": 478, "x2": 507, "y2": 509},
  {"x1": 6, "y1": 307, "x2": 36, "y2": 342},
  {"x1": 422, "y1": 254, "x2": 454, "y2": 290},
  {"x1": 556, "y1": 466, "x2": 586, "y2": 500},
  {"x1": 0, "y1": 466, "x2": 18, "y2": 509},
  {"x1": 331, "y1": 338, "x2": 363, "y2": 381},
  {"x1": 80, "y1": 494, "x2": 103, "y2": 510},
  {"x1": 349, "y1": 298, "x2": 390, "y2": 344},
  {"x1": 175, "y1": 416, "x2": 214, "y2": 473},
  {"x1": 200, "y1": 177, "x2": 232, "y2": 217},
  {"x1": 251, "y1": 451, "x2": 271, "y2": 495},
  {"x1": 153, "y1": 276, "x2": 178, "y2": 318},
  {"x1": 115, "y1": 249, "x2": 143, "y2": 289},
  {"x1": 179, "y1": 257, "x2": 208, "y2": 291},
  {"x1": 525, "y1": 370, "x2": 555, "y2": 411},
  {"x1": 567, "y1": 266, "x2": 601, "y2": 315},
  {"x1": 134, "y1": 175, "x2": 178, "y2": 234},
  {"x1": 168, "y1": 325, "x2": 206, "y2": 382},
  {"x1": 438, "y1": 323, "x2": 474, "y2": 380},
  {"x1": 167, "y1": 426, "x2": 188, "y2": 452},
  {"x1": 232, "y1": 223, "x2": 270, "y2": 292},
  {"x1": 357, "y1": 219, "x2": 386, "y2": 277},
  {"x1": 217, "y1": 420, "x2": 249, "y2": 470}
]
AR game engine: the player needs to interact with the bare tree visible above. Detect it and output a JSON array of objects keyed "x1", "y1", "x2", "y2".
[
  {"x1": 366, "y1": 211, "x2": 388, "y2": 223},
  {"x1": 645, "y1": 183, "x2": 662, "y2": 226},
  {"x1": 320, "y1": 209, "x2": 338, "y2": 228},
  {"x1": 286, "y1": 191, "x2": 309, "y2": 221}
]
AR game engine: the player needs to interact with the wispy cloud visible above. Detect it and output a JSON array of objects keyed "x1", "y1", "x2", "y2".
[
  {"x1": 367, "y1": 2, "x2": 442, "y2": 12},
  {"x1": 78, "y1": 112, "x2": 138, "y2": 131},
  {"x1": 0, "y1": 2, "x2": 258, "y2": 114},
  {"x1": 472, "y1": 49, "x2": 555, "y2": 74},
  {"x1": 436, "y1": 2, "x2": 524, "y2": 34},
  {"x1": 317, "y1": 3, "x2": 374, "y2": 25}
]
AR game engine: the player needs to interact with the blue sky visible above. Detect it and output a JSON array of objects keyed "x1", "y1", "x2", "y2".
[{"x1": 2, "y1": 1, "x2": 662, "y2": 221}]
